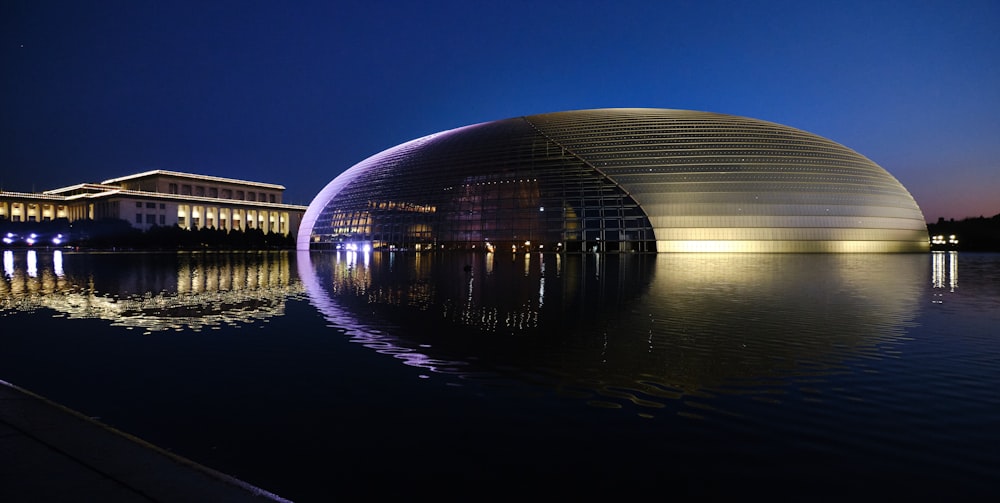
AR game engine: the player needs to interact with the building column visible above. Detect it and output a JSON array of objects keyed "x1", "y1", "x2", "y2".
[
  {"x1": 11, "y1": 202, "x2": 24, "y2": 222},
  {"x1": 192, "y1": 205, "x2": 204, "y2": 229},
  {"x1": 177, "y1": 205, "x2": 190, "y2": 230},
  {"x1": 219, "y1": 207, "x2": 231, "y2": 231},
  {"x1": 206, "y1": 206, "x2": 217, "y2": 229},
  {"x1": 279, "y1": 212, "x2": 288, "y2": 235},
  {"x1": 233, "y1": 208, "x2": 244, "y2": 231}
]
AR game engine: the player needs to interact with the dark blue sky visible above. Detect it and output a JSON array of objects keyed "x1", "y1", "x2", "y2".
[{"x1": 3, "y1": 0, "x2": 998, "y2": 221}]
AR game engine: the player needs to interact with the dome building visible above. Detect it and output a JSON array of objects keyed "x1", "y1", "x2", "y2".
[{"x1": 298, "y1": 108, "x2": 928, "y2": 253}]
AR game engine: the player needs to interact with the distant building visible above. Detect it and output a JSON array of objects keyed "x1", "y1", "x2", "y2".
[
  {"x1": 1, "y1": 170, "x2": 307, "y2": 238},
  {"x1": 300, "y1": 108, "x2": 929, "y2": 253}
]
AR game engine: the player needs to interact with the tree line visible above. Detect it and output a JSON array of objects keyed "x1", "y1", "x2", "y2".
[{"x1": 926, "y1": 213, "x2": 1000, "y2": 251}]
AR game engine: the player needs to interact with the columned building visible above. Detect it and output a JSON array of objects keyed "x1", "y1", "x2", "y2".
[
  {"x1": 1, "y1": 170, "x2": 307, "y2": 238},
  {"x1": 0, "y1": 193, "x2": 76, "y2": 224}
]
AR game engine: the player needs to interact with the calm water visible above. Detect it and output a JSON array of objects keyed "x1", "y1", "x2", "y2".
[{"x1": 1, "y1": 249, "x2": 998, "y2": 500}]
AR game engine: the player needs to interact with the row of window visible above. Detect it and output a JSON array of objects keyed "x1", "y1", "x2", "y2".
[
  {"x1": 638, "y1": 202, "x2": 923, "y2": 219},
  {"x1": 176, "y1": 216, "x2": 282, "y2": 232},
  {"x1": 165, "y1": 183, "x2": 277, "y2": 202},
  {"x1": 1, "y1": 215, "x2": 48, "y2": 222},
  {"x1": 594, "y1": 159, "x2": 889, "y2": 171},
  {"x1": 0, "y1": 202, "x2": 69, "y2": 222},
  {"x1": 652, "y1": 227, "x2": 929, "y2": 241},
  {"x1": 648, "y1": 215, "x2": 929, "y2": 231},
  {"x1": 136, "y1": 213, "x2": 167, "y2": 225},
  {"x1": 586, "y1": 151, "x2": 866, "y2": 161},
  {"x1": 610, "y1": 165, "x2": 895, "y2": 177}
]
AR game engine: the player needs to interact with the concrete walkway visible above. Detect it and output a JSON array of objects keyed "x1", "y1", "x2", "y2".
[{"x1": 0, "y1": 379, "x2": 291, "y2": 502}]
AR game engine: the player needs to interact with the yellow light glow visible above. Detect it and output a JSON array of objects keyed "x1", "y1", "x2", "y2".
[{"x1": 659, "y1": 240, "x2": 930, "y2": 253}]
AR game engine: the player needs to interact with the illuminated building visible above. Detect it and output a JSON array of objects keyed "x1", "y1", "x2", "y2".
[
  {"x1": 1, "y1": 170, "x2": 307, "y2": 239},
  {"x1": 299, "y1": 108, "x2": 928, "y2": 253}
]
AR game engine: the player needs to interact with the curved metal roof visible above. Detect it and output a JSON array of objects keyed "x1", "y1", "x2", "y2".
[{"x1": 299, "y1": 109, "x2": 928, "y2": 252}]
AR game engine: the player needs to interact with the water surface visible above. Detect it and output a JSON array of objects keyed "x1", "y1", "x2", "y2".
[{"x1": 1, "y1": 249, "x2": 997, "y2": 500}]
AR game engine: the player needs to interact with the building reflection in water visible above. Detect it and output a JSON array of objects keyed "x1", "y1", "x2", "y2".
[
  {"x1": 0, "y1": 250, "x2": 304, "y2": 333},
  {"x1": 3, "y1": 247, "x2": 935, "y2": 416},
  {"x1": 299, "y1": 249, "x2": 928, "y2": 416}
]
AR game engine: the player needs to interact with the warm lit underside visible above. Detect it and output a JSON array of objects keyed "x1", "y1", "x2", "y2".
[{"x1": 659, "y1": 240, "x2": 928, "y2": 253}]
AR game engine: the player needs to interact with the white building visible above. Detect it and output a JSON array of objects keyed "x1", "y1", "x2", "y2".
[{"x1": 1, "y1": 170, "x2": 307, "y2": 238}]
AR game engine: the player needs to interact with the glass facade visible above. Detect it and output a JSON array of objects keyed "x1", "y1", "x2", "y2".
[{"x1": 300, "y1": 109, "x2": 929, "y2": 253}]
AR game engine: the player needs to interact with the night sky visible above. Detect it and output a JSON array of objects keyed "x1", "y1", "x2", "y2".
[{"x1": 3, "y1": 0, "x2": 998, "y2": 222}]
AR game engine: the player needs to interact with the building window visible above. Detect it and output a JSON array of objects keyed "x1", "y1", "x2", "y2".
[
  {"x1": 182, "y1": 185, "x2": 192, "y2": 195},
  {"x1": 168, "y1": 183, "x2": 178, "y2": 194},
  {"x1": 159, "y1": 215, "x2": 165, "y2": 225},
  {"x1": 209, "y1": 188, "x2": 218, "y2": 198},
  {"x1": 146, "y1": 202, "x2": 156, "y2": 208},
  {"x1": 160, "y1": 203, "x2": 165, "y2": 209},
  {"x1": 136, "y1": 213, "x2": 142, "y2": 223},
  {"x1": 259, "y1": 193, "x2": 266, "y2": 202},
  {"x1": 236, "y1": 190, "x2": 245, "y2": 200},
  {"x1": 221, "y1": 189, "x2": 232, "y2": 199},
  {"x1": 269, "y1": 194, "x2": 276, "y2": 203},
  {"x1": 136, "y1": 202, "x2": 142, "y2": 208},
  {"x1": 146, "y1": 214, "x2": 156, "y2": 224},
  {"x1": 195, "y1": 186, "x2": 205, "y2": 197},
  {"x1": 247, "y1": 192, "x2": 256, "y2": 201}
]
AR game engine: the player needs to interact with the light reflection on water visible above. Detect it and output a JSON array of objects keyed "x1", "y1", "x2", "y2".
[
  {"x1": 932, "y1": 250, "x2": 958, "y2": 303},
  {"x1": 0, "y1": 248, "x2": 962, "y2": 414},
  {"x1": 2, "y1": 248, "x2": 936, "y2": 401},
  {"x1": 297, "y1": 250, "x2": 932, "y2": 415},
  {"x1": 2, "y1": 248, "x2": 999, "y2": 497},
  {"x1": 0, "y1": 250, "x2": 304, "y2": 332}
]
